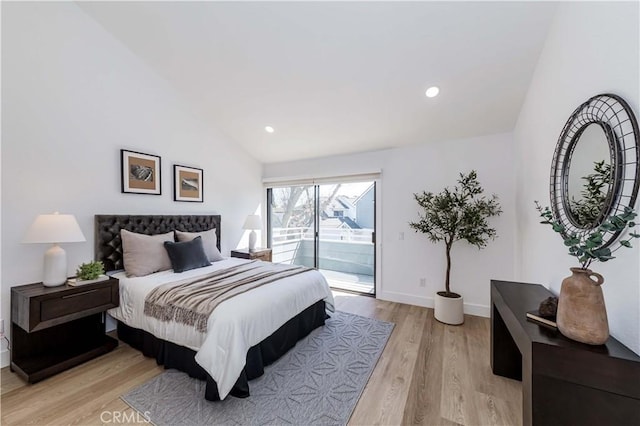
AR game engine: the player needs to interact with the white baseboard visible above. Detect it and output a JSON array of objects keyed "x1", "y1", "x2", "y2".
[
  {"x1": 1, "y1": 349, "x2": 9, "y2": 368},
  {"x1": 463, "y1": 302, "x2": 491, "y2": 318},
  {"x1": 377, "y1": 291, "x2": 490, "y2": 318},
  {"x1": 378, "y1": 290, "x2": 431, "y2": 308}
]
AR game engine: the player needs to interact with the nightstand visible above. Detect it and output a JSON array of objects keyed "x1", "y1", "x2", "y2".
[
  {"x1": 231, "y1": 248, "x2": 272, "y2": 262},
  {"x1": 11, "y1": 277, "x2": 119, "y2": 383}
]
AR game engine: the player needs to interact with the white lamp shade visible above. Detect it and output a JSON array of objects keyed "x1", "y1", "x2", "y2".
[
  {"x1": 242, "y1": 214, "x2": 262, "y2": 230},
  {"x1": 23, "y1": 213, "x2": 86, "y2": 244}
]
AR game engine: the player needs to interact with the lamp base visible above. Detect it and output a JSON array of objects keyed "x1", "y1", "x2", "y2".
[
  {"x1": 248, "y1": 230, "x2": 257, "y2": 252},
  {"x1": 43, "y1": 244, "x2": 68, "y2": 287}
]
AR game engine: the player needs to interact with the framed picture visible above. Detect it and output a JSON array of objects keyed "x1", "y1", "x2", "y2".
[
  {"x1": 174, "y1": 164, "x2": 203, "y2": 202},
  {"x1": 121, "y1": 150, "x2": 162, "y2": 195}
]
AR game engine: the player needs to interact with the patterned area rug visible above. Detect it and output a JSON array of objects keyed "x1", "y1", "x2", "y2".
[{"x1": 121, "y1": 311, "x2": 394, "y2": 426}]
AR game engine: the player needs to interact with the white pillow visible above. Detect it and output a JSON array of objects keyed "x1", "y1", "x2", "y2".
[
  {"x1": 175, "y1": 229, "x2": 224, "y2": 262},
  {"x1": 121, "y1": 229, "x2": 174, "y2": 277}
]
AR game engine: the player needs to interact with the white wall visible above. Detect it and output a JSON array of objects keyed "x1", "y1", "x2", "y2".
[
  {"x1": 1, "y1": 3, "x2": 262, "y2": 366},
  {"x1": 264, "y1": 133, "x2": 517, "y2": 315},
  {"x1": 514, "y1": 2, "x2": 640, "y2": 354}
]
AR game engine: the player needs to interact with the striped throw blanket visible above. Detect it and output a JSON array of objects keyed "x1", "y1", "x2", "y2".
[{"x1": 144, "y1": 260, "x2": 313, "y2": 332}]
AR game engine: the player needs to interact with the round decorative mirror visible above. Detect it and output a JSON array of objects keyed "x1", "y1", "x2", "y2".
[
  {"x1": 565, "y1": 123, "x2": 616, "y2": 228},
  {"x1": 550, "y1": 93, "x2": 639, "y2": 248}
]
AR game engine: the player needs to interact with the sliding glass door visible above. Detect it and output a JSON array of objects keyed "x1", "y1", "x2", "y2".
[
  {"x1": 317, "y1": 182, "x2": 375, "y2": 294},
  {"x1": 268, "y1": 185, "x2": 316, "y2": 268},
  {"x1": 268, "y1": 180, "x2": 376, "y2": 295}
]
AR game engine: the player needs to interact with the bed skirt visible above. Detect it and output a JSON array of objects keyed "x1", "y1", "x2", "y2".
[{"x1": 117, "y1": 300, "x2": 327, "y2": 401}]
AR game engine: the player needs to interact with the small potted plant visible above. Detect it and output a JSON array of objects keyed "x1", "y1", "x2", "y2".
[
  {"x1": 410, "y1": 171, "x2": 502, "y2": 325},
  {"x1": 535, "y1": 202, "x2": 638, "y2": 344},
  {"x1": 72, "y1": 261, "x2": 107, "y2": 286}
]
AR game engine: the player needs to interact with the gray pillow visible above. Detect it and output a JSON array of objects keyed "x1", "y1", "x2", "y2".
[
  {"x1": 121, "y1": 229, "x2": 174, "y2": 277},
  {"x1": 175, "y1": 229, "x2": 223, "y2": 262},
  {"x1": 164, "y1": 236, "x2": 211, "y2": 273}
]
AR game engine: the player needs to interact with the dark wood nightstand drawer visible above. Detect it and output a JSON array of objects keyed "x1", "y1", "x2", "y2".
[
  {"x1": 40, "y1": 287, "x2": 113, "y2": 322},
  {"x1": 12, "y1": 278, "x2": 119, "y2": 332}
]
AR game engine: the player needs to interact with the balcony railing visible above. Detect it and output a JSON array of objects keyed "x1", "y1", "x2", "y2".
[
  {"x1": 271, "y1": 227, "x2": 375, "y2": 278},
  {"x1": 272, "y1": 227, "x2": 373, "y2": 244}
]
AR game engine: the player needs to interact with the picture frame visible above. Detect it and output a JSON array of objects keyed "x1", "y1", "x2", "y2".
[
  {"x1": 121, "y1": 149, "x2": 162, "y2": 195},
  {"x1": 174, "y1": 164, "x2": 204, "y2": 202}
]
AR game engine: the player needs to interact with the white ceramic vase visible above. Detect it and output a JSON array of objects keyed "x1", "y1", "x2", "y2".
[{"x1": 434, "y1": 292, "x2": 464, "y2": 325}]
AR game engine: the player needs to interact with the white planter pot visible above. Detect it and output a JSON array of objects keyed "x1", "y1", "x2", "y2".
[{"x1": 434, "y1": 292, "x2": 464, "y2": 325}]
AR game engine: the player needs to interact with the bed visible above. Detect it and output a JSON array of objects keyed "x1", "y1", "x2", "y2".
[{"x1": 95, "y1": 214, "x2": 334, "y2": 401}]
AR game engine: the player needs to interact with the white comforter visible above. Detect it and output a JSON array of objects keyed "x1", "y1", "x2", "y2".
[{"x1": 108, "y1": 258, "x2": 334, "y2": 399}]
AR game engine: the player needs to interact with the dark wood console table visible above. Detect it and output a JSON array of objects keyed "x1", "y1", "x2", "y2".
[{"x1": 491, "y1": 280, "x2": 640, "y2": 426}]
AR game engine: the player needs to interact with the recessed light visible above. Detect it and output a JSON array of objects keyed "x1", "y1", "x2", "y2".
[
  {"x1": 425, "y1": 86, "x2": 440, "y2": 98},
  {"x1": 265, "y1": 126, "x2": 275, "y2": 133}
]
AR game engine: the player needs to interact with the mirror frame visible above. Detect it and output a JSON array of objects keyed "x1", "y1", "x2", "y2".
[{"x1": 550, "y1": 93, "x2": 639, "y2": 248}]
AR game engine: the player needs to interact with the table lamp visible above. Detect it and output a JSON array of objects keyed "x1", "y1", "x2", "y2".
[
  {"x1": 23, "y1": 212, "x2": 86, "y2": 286},
  {"x1": 242, "y1": 214, "x2": 262, "y2": 252}
]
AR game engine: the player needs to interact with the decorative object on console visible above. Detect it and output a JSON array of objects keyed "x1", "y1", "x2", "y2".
[
  {"x1": 536, "y1": 203, "x2": 638, "y2": 344},
  {"x1": 242, "y1": 214, "x2": 262, "y2": 252},
  {"x1": 536, "y1": 93, "x2": 640, "y2": 345},
  {"x1": 410, "y1": 170, "x2": 502, "y2": 325},
  {"x1": 526, "y1": 296, "x2": 558, "y2": 329},
  {"x1": 173, "y1": 164, "x2": 203, "y2": 202},
  {"x1": 23, "y1": 212, "x2": 86, "y2": 287},
  {"x1": 527, "y1": 296, "x2": 558, "y2": 329},
  {"x1": 559, "y1": 267, "x2": 607, "y2": 343},
  {"x1": 526, "y1": 310, "x2": 557, "y2": 329},
  {"x1": 538, "y1": 296, "x2": 558, "y2": 317},
  {"x1": 121, "y1": 149, "x2": 161, "y2": 195}
]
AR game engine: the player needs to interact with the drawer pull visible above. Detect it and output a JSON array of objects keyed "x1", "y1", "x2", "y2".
[{"x1": 62, "y1": 289, "x2": 99, "y2": 299}]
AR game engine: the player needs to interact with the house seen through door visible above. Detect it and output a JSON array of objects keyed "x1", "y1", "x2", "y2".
[{"x1": 267, "y1": 180, "x2": 376, "y2": 295}]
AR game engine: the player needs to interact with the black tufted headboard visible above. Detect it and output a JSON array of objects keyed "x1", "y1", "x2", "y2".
[{"x1": 95, "y1": 215, "x2": 221, "y2": 272}]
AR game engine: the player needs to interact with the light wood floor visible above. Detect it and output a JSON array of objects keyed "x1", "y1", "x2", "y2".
[{"x1": 1, "y1": 292, "x2": 522, "y2": 425}]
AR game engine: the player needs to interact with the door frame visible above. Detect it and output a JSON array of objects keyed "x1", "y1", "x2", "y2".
[{"x1": 265, "y1": 177, "x2": 381, "y2": 298}]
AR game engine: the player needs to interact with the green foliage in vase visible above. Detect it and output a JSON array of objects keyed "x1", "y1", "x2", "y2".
[
  {"x1": 76, "y1": 261, "x2": 105, "y2": 281},
  {"x1": 535, "y1": 202, "x2": 639, "y2": 269},
  {"x1": 409, "y1": 171, "x2": 502, "y2": 297},
  {"x1": 568, "y1": 160, "x2": 612, "y2": 227}
]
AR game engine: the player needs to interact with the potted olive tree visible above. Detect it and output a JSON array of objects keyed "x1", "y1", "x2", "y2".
[{"x1": 410, "y1": 171, "x2": 502, "y2": 325}]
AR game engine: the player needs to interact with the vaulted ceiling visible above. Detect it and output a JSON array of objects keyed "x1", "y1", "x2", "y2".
[{"x1": 79, "y1": 1, "x2": 557, "y2": 163}]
